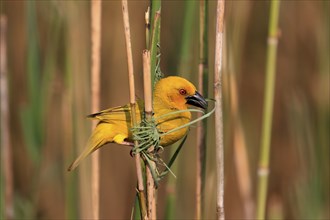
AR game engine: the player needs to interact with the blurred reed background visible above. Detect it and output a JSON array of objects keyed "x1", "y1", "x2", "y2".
[{"x1": 0, "y1": 0, "x2": 329, "y2": 219}]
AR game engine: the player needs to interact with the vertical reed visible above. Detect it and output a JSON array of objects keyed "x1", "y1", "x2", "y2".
[
  {"x1": 0, "y1": 15, "x2": 14, "y2": 220},
  {"x1": 225, "y1": 2, "x2": 253, "y2": 218},
  {"x1": 150, "y1": 0, "x2": 161, "y2": 35},
  {"x1": 196, "y1": 0, "x2": 208, "y2": 219},
  {"x1": 145, "y1": 7, "x2": 150, "y2": 49},
  {"x1": 23, "y1": 0, "x2": 42, "y2": 165},
  {"x1": 90, "y1": 0, "x2": 102, "y2": 219},
  {"x1": 63, "y1": 62, "x2": 77, "y2": 219},
  {"x1": 143, "y1": 50, "x2": 156, "y2": 220},
  {"x1": 164, "y1": 2, "x2": 195, "y2": 218},
  {"x1": 177, "y1": 0, "x2": 196, "y2": 76},
  {"x1": 150, "y1": 11, "x2": 161, "y2": 87},
  {"x1": 229, "y1": 73, "x2": 254, "y2": 219},
  {"x1": 256, "y1": 1, "x2": 281, "y2": 219},
  {"x1": 214, "y1": 0, "x2": 225, "y2": 219},
  {"x1": 20, "y1": 2, "x2": 44, "y2": 217},
  {"x1": 121, "y1": 1, "x2": 147, "y2": 219},
  {"x1": 145, "y1": 1, "x2": 161, "y2": 217},
  {"x1": 65, "y1": 2, "x2": 92, "y2": 217}
]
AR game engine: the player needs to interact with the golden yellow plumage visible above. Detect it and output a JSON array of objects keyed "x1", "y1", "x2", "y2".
[{"x1": 68, "y1": 76, "x2": 207, "y2": 171}]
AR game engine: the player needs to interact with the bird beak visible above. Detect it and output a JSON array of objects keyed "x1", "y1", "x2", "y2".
[{"x1": 185, "y1": 91, "x2": 208, "y2": 109}]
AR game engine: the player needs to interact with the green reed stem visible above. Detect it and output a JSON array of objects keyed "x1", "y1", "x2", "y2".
[
  {"x1": 256, "y1": 1, "x2": 281, "y2": 219},
  {"x1": 150, "y1": 0, "x2": 161, "y2": 34},
  {"x1": 150, "y1": 10, "x2": 161, "y2": 87},
  {"x1": 165, "y1": 3, "x2": 196, "y2": 218},
  {"x1": 177, "y1": 0, "x2": 196, "y2": 76},
  {"x1": 196, "y1": 0, "x2": 208, "y2": 218}
]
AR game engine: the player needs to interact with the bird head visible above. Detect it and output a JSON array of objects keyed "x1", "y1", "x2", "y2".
[{"x1": 154, "y1": 76, "x2": 207, "y2": 110}]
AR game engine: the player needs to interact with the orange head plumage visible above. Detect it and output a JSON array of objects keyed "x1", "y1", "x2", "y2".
[{"x1": 153, "y1": 76, "x2": 207, "y2": 111}]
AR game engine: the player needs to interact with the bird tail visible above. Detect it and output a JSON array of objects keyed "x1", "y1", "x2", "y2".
[{"x1": 67, "y1": 130, "x2": 106, "y2": 171}]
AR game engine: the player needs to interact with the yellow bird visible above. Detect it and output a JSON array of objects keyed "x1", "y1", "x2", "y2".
[{"x1": 68, "y1": 76, "x2": 207, "y2": 171}]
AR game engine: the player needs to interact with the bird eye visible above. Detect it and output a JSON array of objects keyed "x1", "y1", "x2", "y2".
[{"x1": 179, "y1": 89, "x2": 187, "y2": 95}]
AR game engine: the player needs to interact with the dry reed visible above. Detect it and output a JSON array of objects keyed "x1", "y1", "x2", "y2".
[
  {"x1": 121, "y1": 1, "x2": 147, "y2": 219},
  {"x1": 0, "y1": 15, "x2": 14, "y2": 220},
  {"x1": 214, "y1": 0, "x2": 225, "y2": 219},
  {"x1": 142, "y1": 50, "x2": 156, "y2": 220},
  {"x1": 145, "y1": 7, "x2": 150, "y2": 49},
  {"x1": 223, "y1": 2, "x2": 253, "y2": 218},
  {"x1": 90, "y1": 1, "x2": 102, "y2": 219},
  {"x1": 229, "y1": 72, "x2": 254, "y2": 219}
]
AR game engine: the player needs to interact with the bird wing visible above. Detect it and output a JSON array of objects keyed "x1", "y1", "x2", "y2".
[{"x1": 87, "y1": 100, "x2": 144, "y2": 123}]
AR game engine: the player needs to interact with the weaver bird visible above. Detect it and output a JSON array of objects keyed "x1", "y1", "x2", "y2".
[{"x1": 68, "y1": 76, "x2": 207, "y2": 171}]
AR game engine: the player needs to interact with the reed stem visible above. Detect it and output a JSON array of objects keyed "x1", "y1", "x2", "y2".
[
  {"x1": 150, "y1": 0, "x2": 161, "y2": 35},
  {"x1": 90, "y1": 1, "x2": 101, "y2": 219},
  {"x1": 65, "y1": 3, "x2": 92, "y2": 218},
  {"x1": 150, "y1": 11, "x2": 161, "y2": 87},
  {"x1": 229, "y1": 73, "x2": 254, "y2": 219},
  {"x1": 121, "y1": 1, "x2": 147, "y2": 219},
  {"x1": 214, "y1": 0, "x2": 225, "y2": 219},
  {"x1": 256, "y1": 1, "x2": 281, "y2": 219},
  {"x1": 0, "y1": 15, "x2": 14, "y2": 220},
  {"x1": 196, "y1": 0, "x2": 208, "y2": 219},
  {"x1": 143, "y1": 50, "x2": 156, "y2": 220},
  {"x1": 145, "y1": 7, "x2": 150, "y2": 49},
  {"x1": 225, "y1": 3, "x2": 254, "y2": 218},
  {"x1": 177, "y1": 0, "x2": 196, "y2": 77}
]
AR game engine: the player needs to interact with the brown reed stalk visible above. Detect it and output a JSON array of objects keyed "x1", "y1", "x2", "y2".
[
  {"x1": 214, "y1": 0, "x2": 225, "y2": 219},
  {"x1": 196, "y1": 0, "x2": 208, "y2": 219},
  {"x1": 223, "y1": 2, "x2": 253, "y2": 218},
  {"x1": 145, "y1": 7, "x2": 150, "y2": 49},
  {"x1": 90, "y1": 1, "x2": 102, "y2": 219},
  {"x1": 142, "y1": 50, "x2": 156, "y2": 220},
  {"x1": 0, "y1": 15, "x2": 14, "y2": 220},
  {"x1": 196, "y1": 76, "x2": 204, "y2": 220},
  {"x1": 229, "y1": 72, "x2": 254, "y2": 219},
  {"x1": 121, "y1": 1, "x2": 147, "y2": 219}
]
